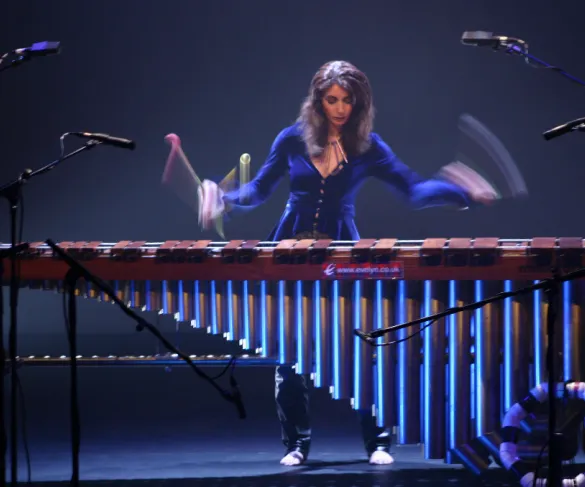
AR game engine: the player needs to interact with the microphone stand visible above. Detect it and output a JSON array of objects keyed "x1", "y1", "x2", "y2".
[
  {"x1": 0, "y1": 53, "x2": 41, "y2": 75},
  {"x1": 498, "y1": 41, "x2": 585, "y2": 141},
  {"x1": 44, "y1": 238, "x2": 246, "y2": 486},
  {"x1": 64, "y1": 268, "x2": 81, "y2": 487},
  {"x1": 0, "y1": 244, "x2": 28, "y2": 487},
  {"x1": 503, "y1": 44, "x2": 585, "y2": 87},
  {"x1": 355, "y1": 267, "x2": 585, "y2": 487},
  {"x1": 544, "y1": 271, "x2": 563, "y2": 487},
  {"x1": 0, "y1": 141, "x2": 99, "y2": 486}
]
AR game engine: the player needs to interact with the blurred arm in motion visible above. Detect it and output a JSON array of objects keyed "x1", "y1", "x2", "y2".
[{"x1": 368, "y1": 133, "x2": 498, "y2": 210}]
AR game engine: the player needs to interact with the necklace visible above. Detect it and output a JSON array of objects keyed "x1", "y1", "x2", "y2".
[{"x1": 316, "y1": 138, "x2": 348, "y2": 177}]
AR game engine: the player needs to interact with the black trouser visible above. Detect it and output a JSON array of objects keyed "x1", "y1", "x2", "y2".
[{"x1": 275, "y1": 365, "x2": 391, "y2": 459}]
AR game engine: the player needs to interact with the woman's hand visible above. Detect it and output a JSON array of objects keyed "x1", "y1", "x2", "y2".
[
  {"x1": 439, "y1": 161, "x2": 500, "y2": 205},
  {"x1": 197, "y1": 179, "x2": 226, "y2": 229}
]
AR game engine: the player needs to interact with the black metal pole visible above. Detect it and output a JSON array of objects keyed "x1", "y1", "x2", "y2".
[
  {"x1": 0, "y1": 244, "x2": 28, "y2": 487},
  {"x1": 545, "y1": 272, "x2": 562, "y2": 487},
  {"x1": 65, "y1": 269, "x2": 81, "y2": 487},
  {"x1": 8, "y1": 192, "x2": 19, "y2": 486},
  {"x1": 0, "y1": 254, "x2": 5, "y2": 487}
]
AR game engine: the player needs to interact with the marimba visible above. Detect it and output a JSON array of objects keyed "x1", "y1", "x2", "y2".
[{"x1": 3, "y1": 237, "x2": 585, "y2": 462}]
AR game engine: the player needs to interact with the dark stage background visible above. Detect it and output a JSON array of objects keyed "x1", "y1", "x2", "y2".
[{"x1": 1, "y1": 0, "x2": 585, "y2": 481}]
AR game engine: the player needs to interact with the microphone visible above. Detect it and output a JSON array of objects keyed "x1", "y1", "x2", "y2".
[
  {"x1": 13, "y1": 41, "x2": 61, "y2": 57},
  {"x1": 71, "y1": 132, "x2": 136, "y2": 150},
  {"x1": 461, "y1": 31, "x2": 526, "y2": 50},
  {"x1": 543, "y1": 117, "x2": 585, "y2": 141}
]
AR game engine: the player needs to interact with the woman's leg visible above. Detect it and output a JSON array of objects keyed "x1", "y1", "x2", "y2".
[
  {"x1": 275, "y1": 365, "x2": 311, "y2": 465},
  {"x1": 357, "y1": 410, "x2": 394, "y2": 464}
]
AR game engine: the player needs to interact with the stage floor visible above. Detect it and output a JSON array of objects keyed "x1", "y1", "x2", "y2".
[
  {"x1": 7, "y1": 328, "x2": 585, "y2": 487},
  {"x1": 12, "y1": 436, "x2": 585, "y2": 487}
]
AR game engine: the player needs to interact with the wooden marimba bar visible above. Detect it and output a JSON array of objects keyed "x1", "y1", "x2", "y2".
[{"x1": 3, "y1": 237, "x2": 585, "y2": 462}]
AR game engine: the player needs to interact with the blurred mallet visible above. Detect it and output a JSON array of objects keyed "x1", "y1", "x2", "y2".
[{"x1": 162, "y1": 132, "x2": 225, "y2": 239}]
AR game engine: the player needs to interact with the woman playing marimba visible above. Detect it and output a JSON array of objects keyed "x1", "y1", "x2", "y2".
[{"x1": 197, "y1": 60, "x2": 497, "y2": 466}]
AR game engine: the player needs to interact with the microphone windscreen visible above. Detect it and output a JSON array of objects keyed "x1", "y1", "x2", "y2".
[{"x1": 461, "y1": 31, "x2": 496, "y2": 46}]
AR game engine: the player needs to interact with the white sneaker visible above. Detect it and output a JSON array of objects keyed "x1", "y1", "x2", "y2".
[
  {"x1": 369, "y1": 450, "x2": 394, "y2": 465},
  {"x1": 280, "y1": 450, "x2": 304, "y2": 466}
]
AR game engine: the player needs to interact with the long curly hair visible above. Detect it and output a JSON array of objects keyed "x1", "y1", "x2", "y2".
[{"x1": 297, "y1": 60, "x2": 375, "y2": 158}]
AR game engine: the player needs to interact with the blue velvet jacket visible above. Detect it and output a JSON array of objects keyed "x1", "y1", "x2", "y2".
[{"x1": 223, "y1": 123, "x2": 471, "y2": 240}]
